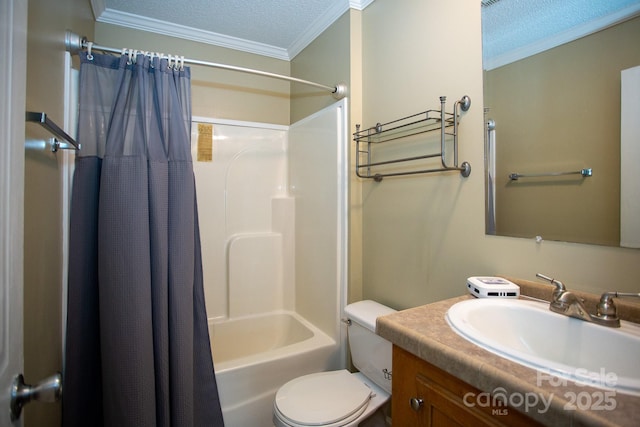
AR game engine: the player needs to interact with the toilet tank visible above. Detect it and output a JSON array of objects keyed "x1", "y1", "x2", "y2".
[{"x1": 344, "y1": 300, "x2": 396, "y2": 394}]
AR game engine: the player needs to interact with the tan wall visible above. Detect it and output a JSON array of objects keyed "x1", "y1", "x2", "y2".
[
  {"x1": 290, "y1": 12, "x2": 351, "y2": 123},
  {"x1": 359, "y1": 0, "x2": 640, "y2": 309},
  {"x1": 485, "y1": 16, "x2": 640, "y2": 246},
  {"x1": 24, "y1": 0, "x2": 94, "y2": 425},
  {"x1": 95, "y1": 23, "x2": 291, "y2": 125}
]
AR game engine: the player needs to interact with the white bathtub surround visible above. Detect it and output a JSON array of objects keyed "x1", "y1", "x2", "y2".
[
  {"x1": 228, "y1": 233, "x2": 285, "y2": 317},
  {"x1": 192, "y1": 100, "x2": 349, "y2": 426},
  {"x1": 192, "y1": 119, "x2": 289, "y2": 321}
]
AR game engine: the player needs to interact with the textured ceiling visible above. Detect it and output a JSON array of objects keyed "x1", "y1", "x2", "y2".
[
  {"x1": 105, "y1": 0, "x2": 336, "y2": 48},
  {"x1": 94, "y1": 0, "x2": 640, "y2": 63},
  {"x1": 97, "y1": 0, "x2": 372, "y2": 60},
  {"x1": 483, "y1": 0, "x2": 640, "y2": 69}
]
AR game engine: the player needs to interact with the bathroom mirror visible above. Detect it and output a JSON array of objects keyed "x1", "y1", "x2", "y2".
[{"x1": 482, "y1": 0, "x2": 640, "y2": 247}]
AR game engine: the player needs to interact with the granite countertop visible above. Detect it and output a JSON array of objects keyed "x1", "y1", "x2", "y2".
[{"x1": 376, "y1": 282, "x2": 640, "y2": 427}]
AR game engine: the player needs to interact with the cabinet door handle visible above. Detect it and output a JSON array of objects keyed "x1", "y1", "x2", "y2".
[{"x1": 410, "y1": 397, "x2": 424, "y2": 411}]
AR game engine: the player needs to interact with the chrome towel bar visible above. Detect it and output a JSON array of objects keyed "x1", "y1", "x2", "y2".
[
  {"x1": 25, "y1": 111, "x2": 80, "y2": 151},
  {"x1": 509, "y1": 168, "x2": 592, "y2": 181}
]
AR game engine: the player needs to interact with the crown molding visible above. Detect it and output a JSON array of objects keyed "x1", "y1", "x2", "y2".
[
  {"x1": 94, "y1": 0, "x2": 376, "y2": 61},
  {"x1": 288, "y1": 0, "x2": 351, "y2": 59},
  {"x1": 350, "y1": 0, "x2": 375, "y2": 11},
  {"x1": 288, "y1": 0, "x2": 375, "y2": 58},
  {"x1": 90, "y1": 0, "x2": 105, "y2": 21},
  {"x1": 484, "y1": 3, "x2": 640, "y2": 70},
  {"x1": 95, "y1": 8, "x2": 291, "y2": 60}
]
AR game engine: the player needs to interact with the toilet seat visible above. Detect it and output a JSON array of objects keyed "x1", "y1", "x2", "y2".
[{"x1": 273, "y1": 370, "x2": 373, "y2": 427}]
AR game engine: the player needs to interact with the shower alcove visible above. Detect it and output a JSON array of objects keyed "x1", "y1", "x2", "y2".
[{"x1": 192, "y1": 100, "x2": 349, "y2": 426}]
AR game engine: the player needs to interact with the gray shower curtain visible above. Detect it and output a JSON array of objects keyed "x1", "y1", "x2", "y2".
[{"x1": 63, "y1": 51, "x2": 224, "y2": 426}]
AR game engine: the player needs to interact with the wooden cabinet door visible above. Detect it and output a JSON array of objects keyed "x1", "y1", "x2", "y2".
[
  {"x1": 414, "y1": 371, "x2": 505, "y2": 426},
  {"x1": 392, "y1": 346, "x2": 541, "y2": 427},
  {"x1": 392, "y1": 345, "x2": 420, "y2": 426}
]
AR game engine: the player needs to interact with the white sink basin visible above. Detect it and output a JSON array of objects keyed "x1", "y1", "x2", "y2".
[{"x1": 446, "y1": 298, "x2": 640, "y2": 396}]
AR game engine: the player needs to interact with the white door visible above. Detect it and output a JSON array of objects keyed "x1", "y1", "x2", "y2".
[{"x1": 1, "y1": 0, "x2": 27, "y2": 425}]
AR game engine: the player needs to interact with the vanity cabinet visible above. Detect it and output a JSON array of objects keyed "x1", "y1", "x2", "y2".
[{"x1": 392, "y1": 345, "x2": 542, "y2": 426}]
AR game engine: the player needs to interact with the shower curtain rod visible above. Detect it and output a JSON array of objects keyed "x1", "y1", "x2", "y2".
[{"x1": 65, "y1": 31, "x2": 347, "y2": 99}]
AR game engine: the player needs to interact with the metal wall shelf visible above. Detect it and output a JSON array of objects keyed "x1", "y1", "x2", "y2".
[{"x1": 354, "y1": 96, "x2": 471, "y2": 181}]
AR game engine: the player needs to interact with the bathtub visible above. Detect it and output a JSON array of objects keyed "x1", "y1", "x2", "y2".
[{"x1": 209, "y1": 311, "x2": 341, "y2": 427}]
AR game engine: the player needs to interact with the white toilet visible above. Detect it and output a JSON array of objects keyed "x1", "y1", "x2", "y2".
[{"x1": 273, "y1": 300, "x2": 397, "y2": 427}]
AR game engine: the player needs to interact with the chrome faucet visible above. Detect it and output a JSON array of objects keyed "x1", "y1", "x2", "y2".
[
  {"x1": 536, "y1": 273, "x2": 640, "y2": 328},
  {"x1": 536, "y1": 273, "x2": 592, "y2": 321}
]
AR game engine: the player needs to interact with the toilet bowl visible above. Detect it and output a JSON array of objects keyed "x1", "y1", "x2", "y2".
[{"x1": 273, "y1": 300, "x2": 396, "y2": 427}]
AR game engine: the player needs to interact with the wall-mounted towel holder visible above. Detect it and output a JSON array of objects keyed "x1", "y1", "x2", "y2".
[
  {"x1": 508, "y1": 168, "x2": 592, "y2": 181},
  {"x1": 25, "y1": 112, "x2": 80, "y2": 152},
  {"x1": 353, "y1": 95, "x2": 471, "y2": 181}
]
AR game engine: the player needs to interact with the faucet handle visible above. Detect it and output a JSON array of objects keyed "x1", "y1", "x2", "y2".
[
  {"x1": 594, "y1": 292, "x2": 640, "y2": 327},
  {"x1": 596, "y1": 292, "x2": 618, "y2": 318}
]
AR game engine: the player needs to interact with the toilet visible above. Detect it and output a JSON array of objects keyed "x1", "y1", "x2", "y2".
[{"x1": 273, "y1": 300, "x2": 397, "y2": 427}]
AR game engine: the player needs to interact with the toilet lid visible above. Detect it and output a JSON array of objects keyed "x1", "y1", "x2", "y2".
[{"x1": 275, "y1": 370, "x2": 372, "y2": 426}]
